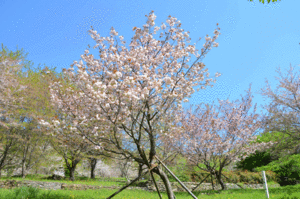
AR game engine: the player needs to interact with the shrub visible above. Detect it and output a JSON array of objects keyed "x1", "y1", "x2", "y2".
[
  {"x1": 255, "y1": 154, "x2": 300, "y2": 186},
  {"x1": 223, "y1": 171, "x2": 240, "y2": 183},
  {"x1": 249, "y1": 172, "x2": 263, "y2": 184},
  {"x1": 234, "y1": 150, "x2": 273, "y2": 172}
]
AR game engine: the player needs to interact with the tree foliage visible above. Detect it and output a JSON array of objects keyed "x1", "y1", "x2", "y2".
[
  {"x1": 258, "y1": 65, "x2": 300, "y2": 158},
  {"x1": 248, "y1": 0, "x2": 281, "y2": 4},
  {"x1": 255, "y1": 154, "x2": 300, "y2": 186},
  {"x1": 234, "y1": 150, "x2": 273, "y2": 172},
  {"x1": 167, "y1": 84, "x2": 275, "y2": 190},
  {"x1": 0, "y1": 44, "x2": 31, "y2": 176}
]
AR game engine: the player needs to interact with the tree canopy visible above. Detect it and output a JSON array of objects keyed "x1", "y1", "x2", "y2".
[{"x1": 249, "y1": 0, "x2": 281, "y2": 4}]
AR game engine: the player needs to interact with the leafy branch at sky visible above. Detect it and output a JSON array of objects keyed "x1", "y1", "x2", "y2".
[{"x1": 249, "y1": 0, "x2": 281, "y2": 4}]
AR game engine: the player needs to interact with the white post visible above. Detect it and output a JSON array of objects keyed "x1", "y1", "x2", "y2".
[{"x1": 262, "y1": 171, "x2": 269, "y2": 199}]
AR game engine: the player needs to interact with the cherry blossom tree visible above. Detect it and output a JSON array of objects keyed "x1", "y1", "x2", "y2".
[
  {"x1": 0, "y1": 44, "x2": 29, "y2": 177},
  {"x1": 168, "y1": 84, "x2": 276, "y2": 190},
  {"x1": 16, "y1": 117, "x2": 50, "y2": 178},
  {"x1": 50, "y1": 138, "x2": 86, "y2": 181},
  {"x1": 0, "y1": 127, "x2": 20, "y2": 178},
  {"x1": 0, "y1": 44, "x2": 27, "y2": 129},
  {"x1": 42, "y1": 11, "x2": 221, "y2": 198},
  {"x1": 14, "y1": 66, "x2": 58, "y2": 178},
  {"x1": 1, "y1": 45, "x2": 57, "y2": 178},
  {"x1": 46, "y1": 110, "x2": 97, "y2": 181},
  {"x1": 85, "y1": 149, "x2": 102, "y2": 179},
  {"x1": 258, "y1": 65, "x2": 300, "y2": 158}
]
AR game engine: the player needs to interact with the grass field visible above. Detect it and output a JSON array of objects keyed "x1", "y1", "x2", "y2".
[
  {"x1": 0, "y1": 173, "x2": 281, "y2": 187},
  {"x1": 0, "y1": 175, "x2": 300, "y2": 199},
  {"x1": 0, "y1": 184, "x2": 300, "y2": 199}
]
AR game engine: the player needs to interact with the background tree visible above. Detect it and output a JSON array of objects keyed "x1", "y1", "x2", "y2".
[
  {"x1": 83, "y1": 140, "x2": 112, "y2": 179},
  {"x1": 169, "y1": 85, "x2": 275, "y2": 190},
  {"x1": 16, "y1": 118, "x2": 50, "y2": 178},
  {"x1": 0, "y1": 44, "x2": 31, "y2": 177},
  {"x1": 42, "y1": 11, "x2": 221, "y2": 199},
  {"x1": 85, "y1": 150, "x2": 100, "y2": 179},
  {"x1": 258, "y1": 65, "x2": 300, "y2": 158},
  {"x1": 47, "y1": 111, "x2": 94, "y2": 181},
  {"x1": 116, "y1": 157, "x2": 133, "y2": 183},
  {"x1": 0, "y1": 43, "x2": 28, "y2": 129},
  {"x1": 12, "y1": 65, "x2": 60, "y2": 178},
  {"x1": 38, "y1": 67, "x2": 99, "y2": 181},
  {"x1": 0, "y1": 127, "x2": 21, "y2": 178}
]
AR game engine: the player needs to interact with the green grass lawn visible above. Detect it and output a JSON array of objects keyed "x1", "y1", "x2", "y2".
[
  {"x1": 0, "y1": 174, "x2": 280, "y2": 187},
  {"x1": 0, "y1": 175, "x2": 299, "y2": 199},
  {"x1": 0, "y1": 184, "x2": 300, "y2": 199}
]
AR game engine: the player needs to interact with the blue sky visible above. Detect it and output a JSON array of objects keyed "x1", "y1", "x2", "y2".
[{"x1": 1, "y1": 0, "x2": 300, "y2": 135}]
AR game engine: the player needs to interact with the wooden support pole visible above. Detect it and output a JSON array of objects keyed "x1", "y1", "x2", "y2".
[
  {"x1": 211, "y1": 172, "x2": 217, "y2": 190},
  {"x1": 150, "y1": 170, "x2": 163, "y2": 199},
  {"x1": 191, "y1": 173, "x2": 211, "y2": 191},
  {"x1": 106, "y1": 170, "x2": 150, "y2": 199},
  {"x1": 221, "y1": 173, "x2": 245, "y2": 189},
  {"x1": 155, "y1": 155, "x2": 198, "y2": 199},
  {"x1": 106, "y1": 154, "x2": 176, "y2": 199}
]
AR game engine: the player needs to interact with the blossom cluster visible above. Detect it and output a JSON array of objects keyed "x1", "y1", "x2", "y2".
[
  {"x1": 163, "y1": 85, "x2": 277, "y2": 166},
  {"x1": 40, "y1": 11, "x2": 221, "y2": 159},
  {"x1": 0, "y1": 58, "x2": 26, "y2": 128}
]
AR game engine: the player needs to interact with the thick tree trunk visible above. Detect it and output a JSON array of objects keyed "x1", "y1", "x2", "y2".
[
  {"x1": 21, "y1": 160, "x2": 26, "y2": 178},
  {"x1": 152, "y1": 166, "x2": 175, "y2": 199},
  {"x1": 63, "y1": 155, "x2": 81, "y2": 181},
  {"x1": 215, "y1": 171, "x2": 227, "y2": 190},
  {"x1": 69, "y1": 167, "x2": 76, "y2": 181},
  {"x1": 210, "y1": 172, "x2": 215, "y2": 190},
  {"x1": 90, "y1": 158, "x2": 97, "y2": 179},
  {"x1": 21, "y1": 143, "x2": 29, "y2": 179},
  {"x1": 65, "y1": 159, "x2": 79, "y2": 181},
  {"x1": 138, "y1": 164, "x2": 143, "y2": 178},
  {"x1": 0, "y1": 139, "x2": 13, "y2": 178}
]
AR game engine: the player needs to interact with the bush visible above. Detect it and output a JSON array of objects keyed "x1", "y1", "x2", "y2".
[
  {"x1": 248, "y1": 172, "x2": 263, "y2": 184},
  {"x1": 234, "y1": 150, "x2": 273, "y2": 172},
  {"x1": 279, "y1": 196, "x2": 300, "y2": 199},
  {"x1": 255, "y1": 154, "x2": 300, "y2": 186},
  {"x1": 276, "y1": 162, "x2": 300, "y2": 186},
  {"x1": 223, "y1": 171, "x2": 240, "y2": 183}
]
